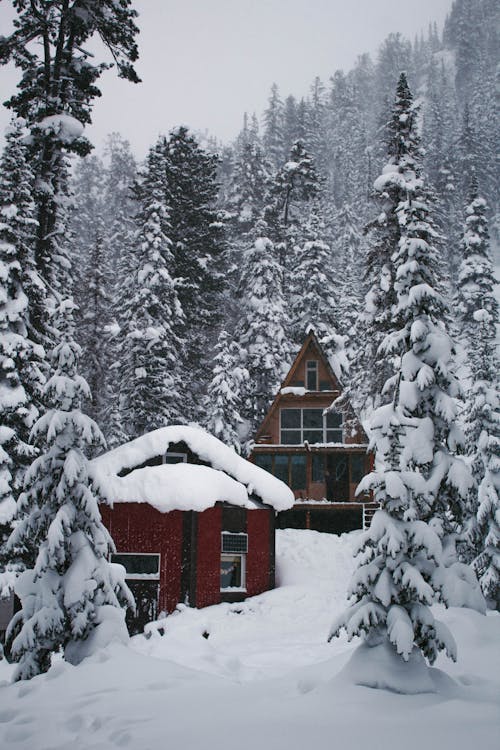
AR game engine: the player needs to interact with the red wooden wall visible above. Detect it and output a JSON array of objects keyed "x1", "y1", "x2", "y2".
[
  {"x1": 100, "y1": 502, "x2": 275, "y2": 615},
  {"x1": 100, "y1": 503, "x2": 183, "y2": 613}
]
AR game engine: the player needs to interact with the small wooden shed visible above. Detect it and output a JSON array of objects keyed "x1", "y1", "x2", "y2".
[{"x1": 90, "y1": 426, "x2": 294, "y2": 634}]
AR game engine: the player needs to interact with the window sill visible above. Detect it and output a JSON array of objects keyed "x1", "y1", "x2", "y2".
[{"x1": 220, "y1": 587, "x2": 247, "y2": 593}]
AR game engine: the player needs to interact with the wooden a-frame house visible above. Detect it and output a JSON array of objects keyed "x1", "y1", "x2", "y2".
[{"x1": 251, "y1": 331, "x2": 377, "y2": 533}]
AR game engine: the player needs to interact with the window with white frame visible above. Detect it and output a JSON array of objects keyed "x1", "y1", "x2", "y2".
[
  {"x1": 280, "y1": 408, "x2": 343, "y2": 445},
  {"x1": 220, "y1": 533, "x2": 248, "y2": 591},
  {"x1": 111, "y1": 553, "x2": 160, "y2": 580},
  {"x1": 306, "y1": 360, "x2": 318, "y2": 390}
]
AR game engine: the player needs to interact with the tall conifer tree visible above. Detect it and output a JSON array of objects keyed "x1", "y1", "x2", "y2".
[
  {"x1": 456, "y1": 181, "x2": 500, "y2": 608},
  {"x1": 330, "y1": 75, "x2": 480, "y2": 687}
]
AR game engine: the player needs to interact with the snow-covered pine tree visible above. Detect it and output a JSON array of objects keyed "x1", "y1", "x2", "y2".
[
  {"x1": 101, "y1": 134, "x2": 138, "y2": 448},
  {"x1": 330, "y1": 74, "x2": 481, "y2": 690},
  {"x1": 236, "y1": 220, "x2": 294, "y2": 443},
  {"x1": 203, "y1": 330, "x2": 249, "y2": 452},
  {"x1": 264, "y1": 140, "x2": 320, "y2": 295},
  {"x1": 0, "y1": 0, "x2": 140, "y2": 343},
  {"x1": 72, "y1": 155, "x2": 113, "y2": 432},
  {"x1": 0, "y1": 119, "x2": 44, "y2": 588},
  {"x1": 159, "y1": 127, "x2": 226, "y2": 418},
  {"x1": 263, "y1": 83, "x2": 284, "y2": 169},
  {"x1": 290, "y1": 206, "x2": 347, "y2": 382},
  {"x1": 356, "y1": 72, "x2": 419, "y2": 411},
  {"x1": 227, "y1": 142, "x2": 273, "y2": 237},
  {"x1": 332, "y1": 202, "x2": 364, "y2": 342},
  {"x1": 5, "y1": 312, "x2": 133, "y2": 680},
  {"x1": 456, "y1": 180, "x2": 500, "y2": 608},
  {"x1": 119, "y1": 139, "x2": 185, "y2": 438}
]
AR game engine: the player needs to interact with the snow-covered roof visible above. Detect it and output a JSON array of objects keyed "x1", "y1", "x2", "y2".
[{"x1": 90, "y1": 425, "x2": 294, "y2": 514}]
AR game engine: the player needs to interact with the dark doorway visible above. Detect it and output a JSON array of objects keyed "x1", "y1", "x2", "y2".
[
  {"x1": 326, "y1": 455, "x2": 349, "y2": 502},
  {"x1": 125, "y1": 581, "x2": 159, "y2": 635}
]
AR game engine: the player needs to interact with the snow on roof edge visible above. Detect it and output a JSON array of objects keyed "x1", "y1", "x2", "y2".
[{"x1": 90, "y1": 425, "x2": 294, "y2": 512}]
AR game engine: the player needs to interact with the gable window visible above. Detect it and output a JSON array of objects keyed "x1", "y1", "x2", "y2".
[
  {"x1": 280, "y1": 408, "x2": 343, "y2": 445},
  {"x1": 111, "y1": 553, "x2": 160, "y2": 580},
  {"x1": 306, "y1": 360, "x2": 318, "y2": 391},
  {"x1": 221, "y1": 533, "x2": 248, "y2": 591},
  {"x1": 164, "y1": 452, "x2": 187, "y2": 464}
]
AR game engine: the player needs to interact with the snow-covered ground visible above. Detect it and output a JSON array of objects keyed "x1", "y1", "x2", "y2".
[{"x1": 0, "y1": 529, "x2": 498, "y2": 750}]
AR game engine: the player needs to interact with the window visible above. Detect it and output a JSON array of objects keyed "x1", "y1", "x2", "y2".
[
  {"x1": 221, "y1": 533, "x2": 248, "y2": 591},
  {"x1": 111, "y1": 553, "x2": 160, "y2": 580},
  {"x1": 164, "y1": 452, "x2": 187, "y2": 464},
  {"x1": 306, "y1": 361, "x2": 318, "y2": 390},
  {"x1": 254, "y1": 454, "x2": 272, "y2": 473},
  {"x1": 220, "y1": 554, "x2": 246, "y2": 590},
  {"x1": 280, "y1": 409, "x2": 301, "y2": 444},
  {"x1": 312, "y1": 454, "x2": 324, "y2": 482},
  {"x1": 253, "y1": 454, "x2": 306, "y2": 490},
  {"x1": 351, "y1": 454, "x2": 366, "y2": 484},
  {"x1": 290, "y1": 455, "x2": 306, "y2": 489},
  {"x1": 280, "y1": 408, "x2": 343, "y2": 445}
]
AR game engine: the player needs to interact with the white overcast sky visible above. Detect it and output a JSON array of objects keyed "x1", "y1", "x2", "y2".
[{"x1": 0, "y1": 0, "x2": 453, "y2": 158}]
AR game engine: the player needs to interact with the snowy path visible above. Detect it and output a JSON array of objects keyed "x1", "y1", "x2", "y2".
[{"x1": 0, "y1": 530, "x2": 498, "y2": 750}]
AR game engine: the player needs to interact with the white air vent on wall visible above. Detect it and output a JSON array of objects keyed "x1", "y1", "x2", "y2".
[{"x1": 221, "y1": 532, "x2": 248, "y2": 554}]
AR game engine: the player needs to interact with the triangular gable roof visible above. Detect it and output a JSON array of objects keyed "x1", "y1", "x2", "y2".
[{"x1": 254, "y1": 330, "x2": 367, "y2": 444}]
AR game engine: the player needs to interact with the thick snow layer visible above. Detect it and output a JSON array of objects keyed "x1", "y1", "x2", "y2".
[
  {"x1": 91, "y1": 462, "x2": 252, "y2": 513},
  {"x1": 90, "y1": 425, "x2": 294, "y2": 511},
  {"x1": 0, "y1": 530, "x2": 498, "y2": 750},
  {"x1": 36, "y1": 114, "x2": 84, "y2": 143},
  {"x1": 281, "y1": 386, "x2": 308, "y2": 395}
]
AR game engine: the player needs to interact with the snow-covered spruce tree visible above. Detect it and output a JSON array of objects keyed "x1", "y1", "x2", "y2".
[
  {"x1": 263, "y1": 83, "x2": 285, "y2": 169},
  {"x1": 101, "y1": 134, "x2": 138, "y2": 448},
  {"x1": 456, "y1": 182, "x2": 500, "y2": 608},
  {"x1": 0, "y1": 119, "x2": 44, "y2": 589},
  {"x1": 159, "y1": 127, "x2": 226, "y2": 417},
  {"x1": 290, "y1": 206, "x2": 347, "y2": 382},
  {"x1": 226, "y1": 142, "x2": 273, "y2": 238},
  {"x1": 332, "y1": 202, "x2": 364, "y2": 342},
  {"x1": 71, "y1": 155, "x2": 113, "y2": 432},
  {"x1": 236, "y1": 220, "x2": 294, "y2": 443},
  {"x1": 356, "y1": 72, "x2": 422, "y2": 412},
  {"x1": 119, "y1": 139, "x2": 185, "y2": 438},
  {"x1": 5, "y1": 314, "x2": 132, "y2": 680},
  {"x1": 0, "y1": 0, "x2": 140, "y2": 343},
  {"x1": 203, "y1": 330, "x2": 249, "y2": 453},
  {"x1": 330, "y1": 74, "x2": 482, "y2": 690}
]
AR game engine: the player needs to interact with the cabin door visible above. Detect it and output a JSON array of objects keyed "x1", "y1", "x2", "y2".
[
  {"x1": 326, "y1": 455, "x2": 349, "y2": 502},
  {"x1": 125, "y1": 581, "x2": 159, "y2": 635}
]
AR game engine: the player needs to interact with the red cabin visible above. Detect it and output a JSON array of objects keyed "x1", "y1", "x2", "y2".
[{"x1": 90, "y1": 426, "x2": 294, "y2": 634}]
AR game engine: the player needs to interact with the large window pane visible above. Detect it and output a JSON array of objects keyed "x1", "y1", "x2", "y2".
[
  {"x1": 303, "y1": 409, "x2": 323, "y2": 428},
  {"x1": 274, "y1": 455, "x2": 289, "y2": 483},
  {"x1": 326, "y1": 411, "x2": 342, "y2": 428},
  {"x1": 312, "y1": 454, "x2": 324, "y2": 482},
  {"x1": 303, "y1": 429, "x2": 323, "y2": 444},
  {"x1": 350, "y1": 454, "x2": 366, "y2": 483},
  {"x1": 220, "y1": 554, "x2": 243, "y2": 589},
  {"x1": 254, "y1": 454, "x2": 273, "y2": 472},
  {"x1": 290, "y1": 455, "x2": 306, "y2": 489},
  {"x1": 111, "y1": 554, "x2": 159, "y2": 577},
  {"x1": 281, "y1": 430, "x2": 301, "y2": 445},
  {"x1": 281, "y1": 409, "x2": 301, "y2": 428},
  {"x1": 326, "y1": 430, "x2": 343, "y2": 443}
]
